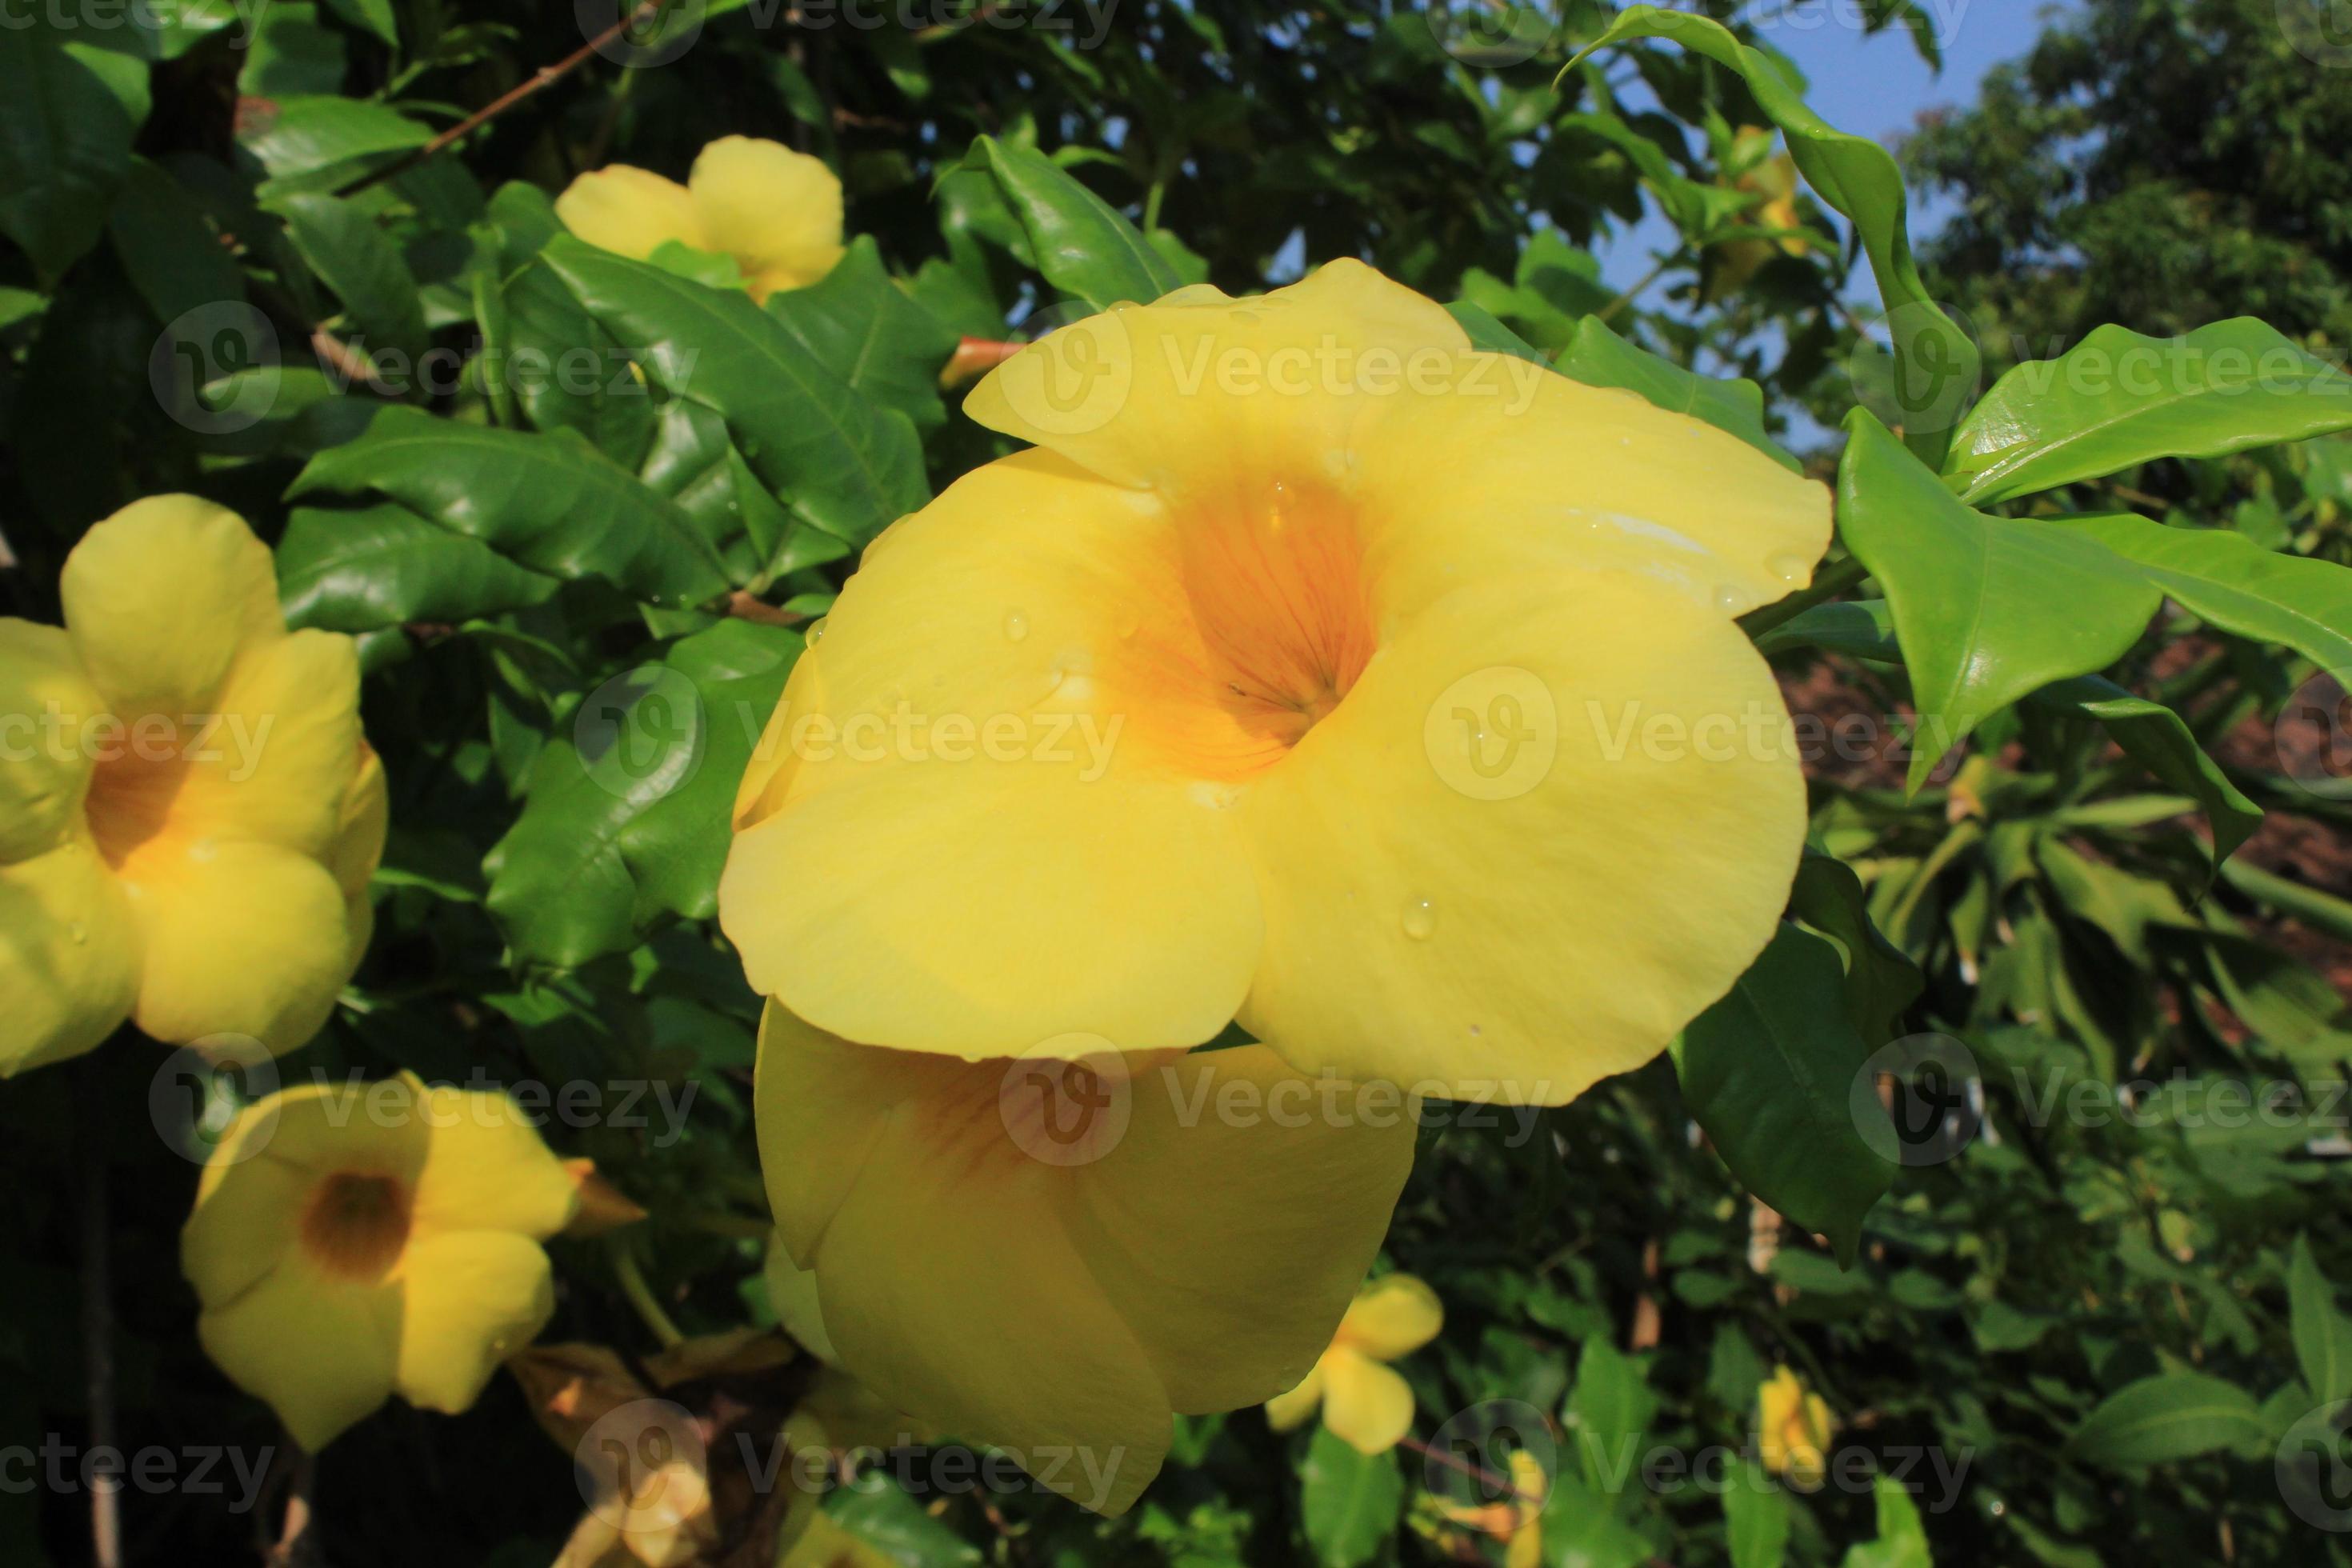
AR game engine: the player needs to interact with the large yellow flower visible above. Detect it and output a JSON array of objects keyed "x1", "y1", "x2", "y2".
[
  {"x1": 1264, "y1": 1272, "x2": 1442, "y2": 1454},
  {"x1": 0, "y1": 495, "x2": 382, "y2": 1076},
  {"x1": 754, "y1": 1002, "x2": 1417, "y2": 1514},
  {"x1": 556, "y1": 136, "x2": 846, "y2": 301},
  {"x1": 181, "y1": 1074, "x2": 581, "y2": 1450},
  {"x1": 718, "y1": 261, "x2": 1827, "y2": 1104}
]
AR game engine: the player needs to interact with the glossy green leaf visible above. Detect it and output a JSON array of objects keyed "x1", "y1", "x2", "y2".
[
  {"x1": 1445, "y1": 299, "x2": 1549, "y2": 365},
  {"x1": 1566, "y1": 1337, "x2": 1656, "y2": 1506},
  {"x1": 289, "y1": 405, "x2": 734, "y2": 606},
  {"x1": 1791, "y1": 850, "x2": 1924, "y2": 1044},
  {"x1": 961, "y1": 134, "x2": 1182, "y2": 311},
  {"x1": 1298, "y1": 1425, "x2": 1402, "y2": 1568},
  {"x1": 1723, "y1": 1462, "x2": 1790, "y2": 1568},
  {"x1": 542, "y1": 235, "x2": 928, "y2": 548},
  {"x1": 2063, "y1": 513, "x2": 2352, "y2": 673},
  {"x1": 0, "y1": 24, "x2": 137, "y2": 278},
  {"x1": 486, "y1": 621, "x2": 802, "y2": 968},
  {"x1": 106, "y1": 158, "x2": 243, "y2": 325},
  {"x1": 1754, "y1": 598, "x2": 1902, "y2": 663},
  {"x1": 275, "y1": 502, "x2": 560, "y2": 632},
  {"x1": 1555, "y1": 316, "x2": 1798, "y2": 471},
  {"x1": 1563, "y1": 6, "x2": 1978, "y2": 465},
  {"x1": 2291, "y1": 1234, "x2": 2352, "y2": 1406},
  {"x1": 1675, "y1": 923, "x2": 1893, "y2": 1267},
  {"x1": 815, "y1": 1477, "x2": 982, "y2": 1567},
  {"x1": 2026, "y1": 676, "x2": 2262, "y2": 866},
  {"x1": 766, "y1": 234, "x2": 962, "y2": 433},
  {"x1": 2064, "y1": 1372, "x2": 2264, "y2": 1467},
  {"x1": 237, "y1": 95, "x2": 431, "y2": 184},
  {"x1": 1535, "y1": 1471, "x2": 1653, "y2": 1568},
  {"x1": 1838, "y1": 412, "x2": 2162, "y2": 790},
  {"x1": 272, "y1": 191, "x2": 431, "y2": 364},
  {"x1": 1946, "y1": 320, "x2": 2352, "y2": 505}
]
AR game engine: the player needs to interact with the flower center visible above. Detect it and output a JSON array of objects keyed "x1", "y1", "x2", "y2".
[
  {"x1": 82, "y1": 717, "x2": 195, "y2": 871},
  {"x1": 299, "y1": 1171, "x2": 414, "y2": 1282}
]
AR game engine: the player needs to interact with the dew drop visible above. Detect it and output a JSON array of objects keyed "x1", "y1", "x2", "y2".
[
  {"x1": 1714, "y1": 583, "x2": 1753, "y2": 614},
  {"x1": 1766, "y1": 550, "x2": 1810, "y2": 582},
  {"x1": 806, "y1": 617, "x2": 827, "y2": 646},
  {"x1": 1401, "y1": 897, "x2": 1438, "y2": 940},
  {"x1": 1004, "y1": 610, "x2": 1030, "y2": 642}
]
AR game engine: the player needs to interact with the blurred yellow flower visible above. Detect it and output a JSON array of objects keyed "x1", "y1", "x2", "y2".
[
  {"x1": 1433, "y1": 1447, "x2": 1547, "y2": 1568},
  {"x1": 181, "y1": 1074, "x2": 579, "y2": 1450},
  {"x1": 754, "y1": 1002, "x2": 1417, "y2": 1514},
  {"x1": 556, "y1": 135, "x2": 846, "y2": 301},
  {"x1": 1266, "y1": 1272, "x2": 1442, "y2": 1454},
  {"x1": 1758, "y1": 1365, "x2": 1835, "y2": 1489},
  {"x1": 1709, "y1": 127, "x2": 1809, "y2": 301},
  {"x1": 0, "y1": 495, "x2": 382, "y2": 1077},
  {"x1": 720, "y1": 260, "x2": 1826, "y2": 1105}
]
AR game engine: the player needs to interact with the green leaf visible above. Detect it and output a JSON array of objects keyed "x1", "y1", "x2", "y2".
[
  {"x1": 2290, "y1": 1234, "x2": 2352, "y2": 1406},
  {"x1": 272, "y1": 191, "x2": 430, "y2": 364},
  {"x1": 1754, "y1": 598, "x2": 1902, "y2": 663},
  {"x1": 1837, "y1": 412, "x2": 2162, "y2": 790},
  {"x1": 1298, "y1": 1425, "x2": 1402, "y2": 1568},
  {"x1": 817, "y1": 1476, "x2": 982, "y2": 1567},
  {"x1": 485, "y1": 621, "x2": 802, "y2": 968},
  {"x1": 275, "y1": 502, "x2": 560, "y2": 632},
  {"x1": 0, "y1": 24, "x2": 137, "y2": 278},
  {"x1": 542, "y1": 236, "x2": 928, "y2": 548},
  {"x1": 1790, "y1": 850, "x2": 1924, "y2": 1044},
  {"x1": 1723, "y1": 1461, "x2": 1790, "y2": 1568},
  {"x1": 289, "y1": 405, "x2": 734, "y2": 606},
  {"x1": 321, "y1": 0, "x2": 398, "y2": 46},
  {"x1": 1675, "y1": 923, "x2": 1893, "y2": 1267},
  {"x1": 1565, "y1": 1337, "x2": 1656, "y2": 1506},
  {"x1": 1535, "y1": 1471, "x2": 1653, "y2": 1568},
  {"x1": 766, "y1": 234, "x2": 962, "y2": 433},
  {"x1": 960, "y1": 134, "x2": 1182, "y2": 312},
  {"x1": 1563, "y1": 6, "x2": 1978, "y2": 465},
  {"x1": 106, "y1": 158, "x2": 243, "y2": 325},
  {"x1": 240, "y1": 1, "x2": 348, "y2": 97},
  {"x1": 2064, "y1": 1372, "x2": 2264, "y2": 1467},
  {"x1": 1839, "y1": 1475, "x2": 1932, "y2": 1568},
  {"x1": 1445, "y1": 299, "x2": 1549, "y2": 365},
  {"x1": 1556, "y1": 317, "x2": 1798, "y2": 470},
  {"x1": 2025, "y1": 677, "x2": 2262, "y2": 867},
  {"x1": 1946, "y1": 320, "x2": 2352, "y2": 505},
  {"x1": 237, "y1": 95, "x2": 430, "y2": 185},
  {"x1": 2062, "y1": 513, "x2": 2352, "y2": 674}
]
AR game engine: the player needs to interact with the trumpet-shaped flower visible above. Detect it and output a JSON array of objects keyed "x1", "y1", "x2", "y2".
[
  {"x1": 1758, "y1": 1365, "x2": 1835, "y2": 1488},
  {"x1": 754, "y1": 1002, "x2": 1417, "y2": 1514},
  {"x1": 1264, "y1": 1272, "x2": 1442, "y2": 1454},
  {"x1": 181, "y1": 1074, "x2": 581, "y2": 1450},
  {"x1": 719, "y1": 261, "x2": 1827, "y2": 1104},
  {"x1": 0, "y1": 496, "x2": 383, "y2": 1076},
  {"x1": 556, "y1": 136, "x2": 845, "y2": 301}
]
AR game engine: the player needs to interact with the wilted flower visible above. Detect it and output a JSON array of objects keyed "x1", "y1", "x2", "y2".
[
  {"x1": 557, "y1": 136, "x2": 845, "y2": 301},
  {"x1": 754, "y1": 1002, "x2": 1417, "y2": 1514},
  {"x1": 1758, "y1": 1365, "x2": 1835, "y2": 1488},
  {"x1": 0, "y1": 495, "x2": 382, "y2": 1076},
  {"x1": 719, "y1": 261, "x2": 1827, "y2": 1105},
  {"x1": 181, "y1": 1075, "x2": 580, "y2": 1450},
  {"x1": 1265, "y1": 1272, "x2": 1442, "y2": 1454}
]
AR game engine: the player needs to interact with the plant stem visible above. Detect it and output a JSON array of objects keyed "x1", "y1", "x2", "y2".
[
  {"x1": 1737, "y1": 554, "x2": 1869, "y2": 641},
  {"x1": 610, "y1": 1241, "x2": 686, "y2": 1348},
  {"x1": 77, "y1": 1056, "x2": 121, "y2": 1568}
]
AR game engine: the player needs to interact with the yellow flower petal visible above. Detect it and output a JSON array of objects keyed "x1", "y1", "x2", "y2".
[
  {"x1": 1262, "y1": 1362, "x2": 1324, "y2": 1431},
  {"x1": 1234, "y1": 569, "x2": 1806, "y2": 1103},
  {"x1": 59, "y1": 494, "x2": 282, "y2": 720},
  {"x1": 410, "y1": 1085, "x2": 580, "y2": 1240},
  {"x1": 1320, "y1": 1346, "x2": 1416, "y2": 1454},
  {"x1": 1336, "y1": 1274, "x2": 1442, "y2": 1362},
  {"x1": 686, "y1": 136, "x2": 844, "y2": 299},
  {"x1": 719, "y1": 454, "x2": 1264, "y2": 1060},
  {"x1": 195, "y1": 1258, "x2": 399, "y2": 1451},
  {"x1": 0, "y1": 618, "x2": 100, "y2": 861},
  {"x1": 0, "y1": 837, "x2": 138, "y2": 1076},
  {"x1": 764, "y1": 1238, "x2": 837, "y2": 1362},
  {"x1": 124, "y1": 838, "x2": 354, "y2": 1053},
  {"x1": 149, "y1": 627, "x2": 362, "y2": 861},
  {"x1": 393, "y1": 1230, "x2": 558, "y2": 1415},
  {"x1": 554, "y1": 164, "x2": 704, "y2": 262}
]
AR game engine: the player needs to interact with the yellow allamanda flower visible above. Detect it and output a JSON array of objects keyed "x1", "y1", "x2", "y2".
[
  {"x1": 1265, "y1": 1272, "x2": 1442, "y2": 1454},
  {"x1": 1757, "y1": 1365, "x2": 1836, "y2": 1489},
  {"x1": 0, "y1": 496, "x2": 383, "y2": 1077},
  {"x1": 1432, "y1": 1447, "x2": 1548, "y2": 1568},
  {"x1": 556, "y1": 135, "x2": 846, "y2": 301},
  {"x1": 752, "y1": 1002, "x2": 1418, "y2": 1515},
  {"x1": 180, "y1": 1074, "x2": 581, "y2": 1450},
  {"x1": 718, "y1": 260, "x2": 1829, "y2": 1105}
]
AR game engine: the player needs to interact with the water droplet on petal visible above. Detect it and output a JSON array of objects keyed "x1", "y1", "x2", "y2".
[
  {"x1": 1714, "y1": 583, "x2": 1753, "y2": 614},
  {"x1": 1402, "y1": 898, "x2": 1438, "y2": 940},
  {"x1": 1766, "y1": 550, "x2": 1810, "y2": 582},
  {"x1": 806, "y1": 617, "x2": 827, "y2": 646},
  {"x1": 1005, "y1": 611, "x2": 1030, "y2": 642}
]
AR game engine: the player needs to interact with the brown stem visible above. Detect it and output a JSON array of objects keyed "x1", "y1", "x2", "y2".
[
  {"x1": 334, "y1": 0, "x2": 666, "y2": 198},
  {"x1": 78, "y1": 1057, "x2": 121, "y2": 1568},
  {"x1": 264, "y1": 1444, "x2": 318, "y2": 1568},
  {"x1": 723, "y1": 590, "x2": 807, "y2": 628}
]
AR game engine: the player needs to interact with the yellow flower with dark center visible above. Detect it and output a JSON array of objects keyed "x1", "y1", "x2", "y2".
[
  {"x1": 1758, "y1": 1365, "x2": 1835, "y2": 1488},
  {"x1": 1265, "y1": 1272, "x2": 1442, "y2": 1453},
  {"x1": 0, "y1": 496, "x2": 383, "y2": 1076},
  {"x1": 754, "y1": 1001, "x2": 1417, "y2": 1515},
  {"x1": 556, "y1": 136, "x2": 846, "y2": 301},
  {"x1": 181, "y1": 1074, "x2": 581, "y2": 1450},
  {"x1": 718, "y1": 261, "x2": 1828, "y2": 1105}
]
